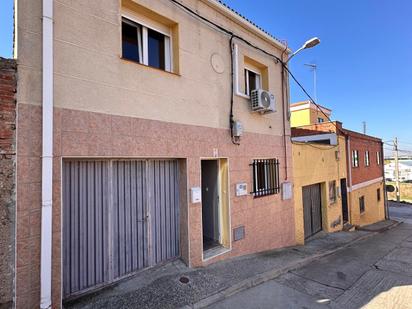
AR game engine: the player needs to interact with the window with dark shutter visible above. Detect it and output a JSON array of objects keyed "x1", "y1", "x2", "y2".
[
  {"x1": 251, "y1": 159, "x2": 280, "y2": 197},
  {"x1": 359, "y1": 196, "x2": 365, "y2": 213}
]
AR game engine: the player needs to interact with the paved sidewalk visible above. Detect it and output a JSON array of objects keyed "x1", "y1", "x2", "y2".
[
  {"x1": 65, "y1": 220, "x2": 398, "y2": 309},
  {"x1": 209, "y1": 220, "x2": 412, "y2": 309}
]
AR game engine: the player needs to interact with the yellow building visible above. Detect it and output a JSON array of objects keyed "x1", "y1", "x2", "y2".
[
  {"x1": 292, "y1": 131, "x2": 347, "y2": 244},
  {"x1": 291, "y1": 101, "x2": 332, "y2": 127},
  {"x1": 291, "y1": 103, "x2": 386, "y2": 239}
]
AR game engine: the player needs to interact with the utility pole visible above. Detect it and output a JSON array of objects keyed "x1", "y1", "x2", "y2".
[
  {"x1": 304, "y1": 63, "x2": 317, "y2": 102},
  {"x1": 394, "y1": 137, "x2": 400, "y2": 202}
]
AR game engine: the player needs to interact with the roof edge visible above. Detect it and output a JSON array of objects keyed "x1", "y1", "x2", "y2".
[{"x1": 201, "y1": 0, "x2": 291, "y2": 53}]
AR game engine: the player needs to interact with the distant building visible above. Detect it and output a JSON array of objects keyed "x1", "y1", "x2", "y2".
[
  {"x1": 291, "y1": 103, "x2": 385, "y2": 242},
  {"x1": 385, "y1": 160, "x2": 412, "y2": 182},
  {"x1": 290, "y1": 100, "x2": 332, "y2": 127},
  {"x1": 292, "y1": 128, "x2": 347, "y2": 243}
]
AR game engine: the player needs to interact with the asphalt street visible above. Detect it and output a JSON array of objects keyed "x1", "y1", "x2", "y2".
[{"x1": 209, "y1": 205, "x2": 412, "y2": 309}]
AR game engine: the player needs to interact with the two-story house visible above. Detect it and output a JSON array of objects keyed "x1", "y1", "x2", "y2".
[
  {"x1": 291, "y1": 102, "x2": 386, "y2": 238},
  {"x1": 14, "y1": 0, "x2": 295, "y2": 307}
]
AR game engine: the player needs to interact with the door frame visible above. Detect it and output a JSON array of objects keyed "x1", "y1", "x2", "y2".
[
  {"x1": 340, "y1": 178, "x2": 349, "y2": 224},
  {"x1": 199, "y1": 158, "x2": 231, "y2": 260},
  {"x1": 302, "y1": 183, "x2": 323, "y2": 239}
]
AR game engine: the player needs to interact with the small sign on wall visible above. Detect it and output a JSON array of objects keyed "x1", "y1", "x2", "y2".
[
  {"x1": 282, "y1": 182, "x2": 293, "y2": 200},
  {"x1": 191, "y1": 187, "x2": 202, "y2": 203},
  {"x1": 236, "y1": 183, "x2": 248, "y2": 196}
]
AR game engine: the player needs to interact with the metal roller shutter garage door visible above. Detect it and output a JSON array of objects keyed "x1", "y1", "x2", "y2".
[{"x1": 63, "y1": 159, "x2": 180, "y2": 298}]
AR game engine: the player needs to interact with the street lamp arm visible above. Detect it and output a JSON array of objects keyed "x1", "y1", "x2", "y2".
[
  {"x1": 285, "y1": 46, "x2": 305, "y2": 64},
  {"x1": 286, "y1": 37, "x2": 320, "y2": 64}
]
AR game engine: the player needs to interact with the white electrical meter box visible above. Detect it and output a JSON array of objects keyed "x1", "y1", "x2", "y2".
[
  {"x1": 236, "y1": 183, "x2": 248, "y2": 196},
  {"x1": 191, "y1": 187, "x2": 202, "y2": 203},
  {"x1": 232, "y1": 121, "x2": 243, "y2": 137},
  {"x1": 282, "y1": 182, "x2": 293, "y2": 200}
]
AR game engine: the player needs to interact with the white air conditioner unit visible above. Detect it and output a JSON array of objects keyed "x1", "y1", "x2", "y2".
[{"x1": 250, "y1": 89, "x2": 276, "y2": 113}]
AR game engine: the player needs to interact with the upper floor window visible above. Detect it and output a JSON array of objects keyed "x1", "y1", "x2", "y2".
[
  {"x1": 122, "y1": 17, "x2": 172, "y2": 72},
  {"x1": 377, "y1": 151, "x2": 381, "y2": 165},
  {"x1": 244, "y1": 68, "x2": 261, "y2": 96},
  {"x1": 318, "y1": 118, "x2": 325, "y2": 123},
  {"x1": 365, "y1": 151, "x2": 370, "y2": 167},
  {"x1": 352, "y1": 150, "x2": 359, "y2": 167}
]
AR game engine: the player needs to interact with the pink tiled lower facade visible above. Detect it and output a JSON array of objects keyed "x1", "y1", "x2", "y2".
[{"x1": 16, "y1": 103, "x2": 294, "y2": 307}]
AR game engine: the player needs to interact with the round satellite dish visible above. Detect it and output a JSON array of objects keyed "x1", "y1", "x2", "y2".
[{"x1": 211, "y1": 53, "x2": 225, "y2": 74}]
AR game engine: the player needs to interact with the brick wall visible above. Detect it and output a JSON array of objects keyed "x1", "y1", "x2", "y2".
[
  {"x1": 348, "y1": 133, "x2": 383, "y2": 185},
  {"x1": 0, "y1": 58, "x2": 17, "y2": 308}
]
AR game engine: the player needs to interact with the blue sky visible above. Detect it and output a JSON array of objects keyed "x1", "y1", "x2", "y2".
[{"x1": 1, "y1": 1, "x2": 411, "y2": 154}]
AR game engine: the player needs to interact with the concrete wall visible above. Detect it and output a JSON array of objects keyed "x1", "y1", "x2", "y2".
[
  {"x1": 290, "y1": 109, "x2": 310, "y2": 128},
  {"x1": 290, "y1": 106, "x2": 329, "y2": 127},
  {"x1": 0, "y1": 58, "x2": 17, "y2": 308},
  {"x1": 292, "y1": 136, "x2": 347, "y2": 244},
  {"x1": 349, "y1": 182, "x2": 385, "y2": 226}
]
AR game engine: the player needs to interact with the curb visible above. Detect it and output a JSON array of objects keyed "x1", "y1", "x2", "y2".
[
  {"x1": 184, "y1": 223, "x2": 401, "y2": 309},
  {"x1": 357, "y1": 219, "x2": 402, "y2": 233}
]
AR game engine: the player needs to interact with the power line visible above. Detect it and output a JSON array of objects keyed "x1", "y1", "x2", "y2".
[{"x1": 170, "y1": 0, "x2": 343, "y2": 136}]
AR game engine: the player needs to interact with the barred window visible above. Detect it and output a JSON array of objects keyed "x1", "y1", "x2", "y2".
[{"x1": 251, "y1": 159, "x2": 280, "y2": 197}]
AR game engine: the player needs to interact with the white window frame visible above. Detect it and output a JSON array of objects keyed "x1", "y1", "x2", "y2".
[
  {"x1": 377, "y1": 151, "x2": 381, "y2": 165},
  {"x1": 365, "y1": 151, "x2": 370, "y2": 167},
  {"x1": 244, "y1": 67, "x2": 262, "y2": 97},
  {"x1": 352, "y1": 150, "x2": 359, "y2": 167},
  {"x1": 122, "y1": 14, "x2": 173, "y2": 72}
]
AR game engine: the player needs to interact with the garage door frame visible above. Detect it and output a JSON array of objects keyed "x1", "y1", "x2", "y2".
[{"x1": 62, "y1": 159, "x2": 180, "y2": 299}]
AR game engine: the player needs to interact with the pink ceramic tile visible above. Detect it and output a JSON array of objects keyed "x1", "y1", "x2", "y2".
[
  {"x1": 88, "y1": 112, "x2": 111, "y2": 135},
  {"x1": 61, "y1": 108, "x2": 89, "y2": 133},
  {"x1": 111, "y1": 115, "x2": 132, "y2": 136}
]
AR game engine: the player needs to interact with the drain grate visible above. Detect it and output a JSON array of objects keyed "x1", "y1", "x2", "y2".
[{"x1": 179, "y1": 276, "x2": 190, "y2": 284}]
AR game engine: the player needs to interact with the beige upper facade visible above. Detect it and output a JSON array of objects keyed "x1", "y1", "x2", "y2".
[{"x1": 15, "y1": 0, "x2": 290, "y2": 136}]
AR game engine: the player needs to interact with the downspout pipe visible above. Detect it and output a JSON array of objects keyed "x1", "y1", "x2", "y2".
[
  {"x1": 381, "y1": 141, "x2": 389, "y2": 219},
  {"x1": 40, "y1": 0, "x2": 53, "y2": 308}
]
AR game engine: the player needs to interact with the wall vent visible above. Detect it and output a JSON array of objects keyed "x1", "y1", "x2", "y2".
[{"x1": 233, "y1": 226, "x2": 245, "y2": 241}]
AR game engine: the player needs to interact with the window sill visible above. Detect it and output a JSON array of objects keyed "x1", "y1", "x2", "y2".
[
  {"x1": 120, "y1": 57, "x2": 181, "y2": 77},
  {"x1": 235, "y1": 91, "x2": 250, "y2": 99},
  {"x1": 252, "y1": 193, "x2": 279, "y2": 199}
]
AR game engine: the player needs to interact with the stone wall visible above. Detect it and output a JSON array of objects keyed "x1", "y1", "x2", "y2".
[{"x1": 0, "y1": 58, "x2": 17, "y2": 308}]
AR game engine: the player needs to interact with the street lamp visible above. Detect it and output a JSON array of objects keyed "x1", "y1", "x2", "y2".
[{"x1": 286, "y1": 37, "x2": 320, "y2": 63}]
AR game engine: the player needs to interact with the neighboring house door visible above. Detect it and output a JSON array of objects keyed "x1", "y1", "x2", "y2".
[
  {"x1": 62, "y1": 159, "x2": 180, "y2": 299},
  {"x1": 302, "y1": 183, "x2": 322, "y2": 238},
  {"x1": 340, "y1": 178, "x2": 349, "y2": 223}
]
